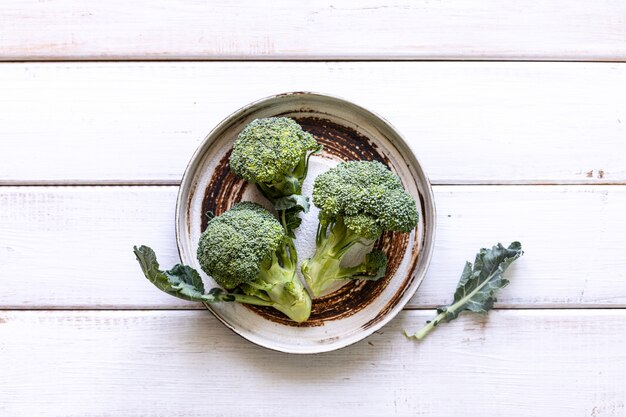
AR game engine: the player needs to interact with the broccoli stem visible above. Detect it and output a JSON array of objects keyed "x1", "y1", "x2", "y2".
[
  {"x1": 335, "y1": 262, "x2": 375, "y2": 279},
  {"x1": 203, "y1": 293, "x2": 275, "y2": 307},
  {"x1": 255, "y1": 149, "x2": 313, "y2": 202},
  {"x1": 403, "y1": 311, "x2": 447, "y2": 340},
  {"x1": 282, "y1": 237, "x2": 297, "y2": 270},
  {"x1": 255, "y1": 150, "x2": 315, "y2": 205},
  {"x1": 279, "y1": 210, "x2": 290, "y2": 236},
  {"x1": 406, "y1": 267, "x2": 508, "y2": 340},
  {"x1": 292, "y1": 146, "x2": 320, "y2": 181},
  {"x1": 301, "y1": 217, "x2": 367, "y2": 297},
  {"x1": 301, "y1": 254, "x2": 342, "y2": 297},
  {"x1": 253, "y1": 248, "x2": 311, "y2": 323},
  {"x1": 257, "y1": 175, "x2": 301, "y2": 201}
]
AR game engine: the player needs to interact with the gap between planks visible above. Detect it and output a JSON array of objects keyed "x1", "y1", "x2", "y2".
[
  {"x1": 3, "y1": 59, "x2": 626, "y2": 63},
  {"x1": 2, "y1": 181, "x2": 626, "y2": 186},
  {"x1": 2, "y1": 306, "x2": 626, "y2": 311}
]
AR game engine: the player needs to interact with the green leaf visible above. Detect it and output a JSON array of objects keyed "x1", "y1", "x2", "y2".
[
  {"x1": 349, "y1": 250, "x2": 388, "y2": 281},
  {"x1": 265, "y1": 176, "x2": 300, "y2": 197},
  {"x1": 442, "y1": 241, "x2": 522, "y2": 319},
  {"x1": 405, "y1": 242, "x2": 523, "y2": 341},
  {"x1": 133, "y1": 245, "x2": 206, "y2": 302},
  {"x1": 133, "y1": 245, "x2": 276, "y2": 306},
  {"x1": 273, "y1": 194, "x2": 310, "y2": 212},
  {"x1": 282, "y1": 207, "x2": 305, "y2": 238},
  {"x1": 273, "y1": 194, "x2": 309, "y2": 237}
]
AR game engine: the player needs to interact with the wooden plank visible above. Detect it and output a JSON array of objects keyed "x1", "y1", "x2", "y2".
[
  {"x1": 2, "y1": 0, "x2": 626, "y2": 60},
  {"x1": 1, "y1": 185, "x2": 625, "y2": 309},
  {"x1": 414, "y1": 184, "x2": 626, "y2": 308},
  {"x1": 1, "y1": 62, "x2": 626, "y2": 184},
  {"x1": 0, "y1": 309, "x2": 624, "y2": 416}
]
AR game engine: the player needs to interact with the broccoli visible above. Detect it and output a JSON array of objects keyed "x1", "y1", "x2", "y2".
[
  {"x1": 229, "y1": 117, "x2": 322, "y2": 235},
  {"x1": 134, "y1": 202, "x2": 311, "y2": 323},
  {"x1": 301, "y1": 161, "x2": 418, "y2": 297},
  {"x1": 197, "y1": 202, "x2": 311, "y2": 322}
]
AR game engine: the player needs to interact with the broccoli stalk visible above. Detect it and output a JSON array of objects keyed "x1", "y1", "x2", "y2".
[
  {"x1": 229, "y1": 117, "x2": 321, "y2": 235},
  {"x1": 237, "y1": 236, "x2": 311, "y2": 322},
  {"x1": 302, "y1": 161, "x2": 418, "y2": 297},
  {"x1": 134, "y1": 202, "x2": 311, "y2": 323},
  {"x1": 254, "y1": 145, "x2": 314, "y2": 200},
  {"x1": 301, "y1": 216, "x2": 387, "y2": 296}
]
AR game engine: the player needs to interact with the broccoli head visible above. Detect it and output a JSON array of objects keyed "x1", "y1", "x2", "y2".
[
  {"x1": 229, "y1": 117, "x2": 322, "y2": 235},
  {"x1": 301, "y1": 161, "x2": 418, "y2": 296},
  {"x1": 134, "y1": 202, "x2": 311, "y2": 323},
  {"x1": 197, "y1": 202, "x2": 284, "y2": 289},
  {"x1": 197, "y1": 202, "x2": 311, "y2": 322}
]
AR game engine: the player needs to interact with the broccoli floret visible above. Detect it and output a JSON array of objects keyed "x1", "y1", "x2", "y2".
[
  {"x1": 301, "y1": 161, "x2": 418, "y2": 297},
  {"x1": 229, "y1": 118, "x2": 318, "y2": 187},
  {"x1": 229, "y1": 117, "x2": 322, "y2": 235},
  {"x1": 134, "y1": 202, "x2": 311, "y2": 323},
  {"x1": 197, "y1": 202, "x2": 284, "y2": 289},
  {"x1": 197, "y1": 202, "x2": 311, "y2": 322}
]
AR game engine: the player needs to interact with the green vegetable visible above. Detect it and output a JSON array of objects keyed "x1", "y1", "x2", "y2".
[
  {"x1": 134, "y1": 202, "x2": 312, "y2": 323},
  {"x1": 133, "y1": 245, "x2": 270, "y2": 306},
  {"x1": 229, "y1": 117, "x2": 322, "y2": 236},
  {"x1": 404, "y1": 242, "x2": 523, "y2": 341},
  {"x1": 301, "y1": 161, "x2": 418, "y2": 297}
]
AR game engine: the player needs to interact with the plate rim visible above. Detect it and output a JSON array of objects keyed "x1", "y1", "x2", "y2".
[{"x1": 175, "y1": 91, "x2": 436, "y2": 354}]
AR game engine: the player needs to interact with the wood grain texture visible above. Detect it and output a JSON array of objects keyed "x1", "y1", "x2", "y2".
[
  {"x1": 1, "y1": 62, "x2": 626, "y2": 185},
  {"x1": 2, "y1": 0, "x2": 626, "y2": 60},
  {"x1": 2, "y1": 185, "x2": 625, "y2": 309},
  {"x1": 0, "y1": 310, "x2": 624, "y2": 417}
]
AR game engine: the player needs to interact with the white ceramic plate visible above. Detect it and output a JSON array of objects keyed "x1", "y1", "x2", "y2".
[{"x1": 176, "y1": 92, "x2": 435, "y2": 354}]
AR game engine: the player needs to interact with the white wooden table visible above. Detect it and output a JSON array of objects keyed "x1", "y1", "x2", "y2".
[{"x1": 2, "y1": 2, "x2": 626, "y2": 416}]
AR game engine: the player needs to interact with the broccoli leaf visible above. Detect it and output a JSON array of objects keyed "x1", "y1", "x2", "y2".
[
  {"x1": 273, "y1": 194, "x2": 310, "y2": 237},
  {"x1": 134, "y1": 245, "x2": 206, "y2": 302},
  {"x1": 405, "y1": 242, "x2": 523, "y2": 341},
  {"x1": 165, "y1": 264, "x2": 207, "y2": 299},
  {"x1": 133, "y1": 245, "x2": 274, "y2": 305},
  {"x1": 349, "y1": 250, "x2": 388, "y2": 281},
  {"x1": 273, "y1": 194, "x2": 310, "y2": 213},
  {"x1": 283, "y1": 208, "x2": 303, "y2": 238}
]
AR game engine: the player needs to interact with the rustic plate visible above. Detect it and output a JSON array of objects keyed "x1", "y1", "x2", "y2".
[{"x1": 176, "y1": 92, "x2": 435, "y2": 354}]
